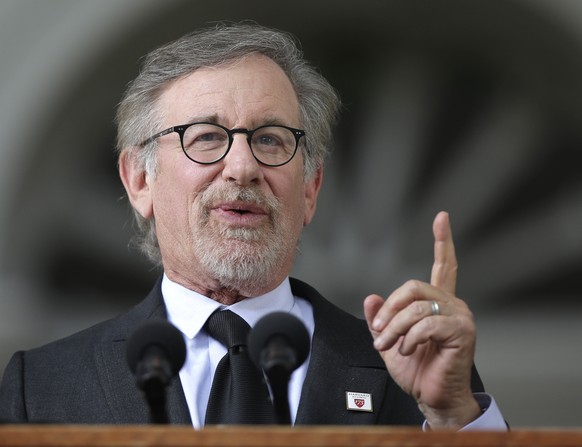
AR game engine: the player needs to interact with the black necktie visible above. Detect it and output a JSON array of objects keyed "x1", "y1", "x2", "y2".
[{"x1": 204, "y1": 310, "x2": 276, "y2": 424}]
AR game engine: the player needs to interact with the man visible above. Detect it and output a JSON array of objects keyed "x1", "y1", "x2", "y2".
[{"x1": 0, "y1": 23, "x2": 505, "y2": 429}]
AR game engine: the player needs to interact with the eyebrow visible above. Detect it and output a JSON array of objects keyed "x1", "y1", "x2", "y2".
[
  {"x1": 259, "y1": 116, "x2": 289, "y2": 127},
  {"x1": 183, "y1": 114, "x2": 220, "y2": 125},
  {"x1": 182, "y1": 114, "x2": 293, "y2": 128}
]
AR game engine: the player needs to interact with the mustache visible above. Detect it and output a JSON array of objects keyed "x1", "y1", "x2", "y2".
[{"x1": 197, "y1": 183, "x2": 281, "y2": 217}]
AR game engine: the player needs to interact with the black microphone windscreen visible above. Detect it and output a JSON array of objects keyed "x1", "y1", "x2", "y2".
[
  {"x1": 247, "y1": 312, "x2": 310, "y2": 372},
  {"x1": 126, "y1": 320, "x2": 186, "y2": 376}
]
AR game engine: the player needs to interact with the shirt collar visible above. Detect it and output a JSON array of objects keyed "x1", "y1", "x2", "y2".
[{"x1": 161, "y1": 274, "x2": 295, "y2": 340}]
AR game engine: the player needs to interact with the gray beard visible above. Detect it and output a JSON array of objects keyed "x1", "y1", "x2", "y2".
[{"x1": 193, "y1": 184, "x2": 293, "y2": 294}]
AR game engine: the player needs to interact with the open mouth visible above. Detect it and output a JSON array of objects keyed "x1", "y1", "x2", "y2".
[
  {"x1": 211, "y1": 201, "x2": 269, "y2": 224},
  {"x1": 218, "y1": 201, "x2": 266, "y2": 216},
  {"x1": 228, "y1": 207, "x2": 251, "y2": 215}
]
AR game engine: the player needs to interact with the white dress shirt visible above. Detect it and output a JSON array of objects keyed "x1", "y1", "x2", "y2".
[
  {"x1": 162, "y1": 274, "x2": 314, "y2": 429},
  {"x1": 161, "y1": 274, "x2": 506, "y2": 430}
]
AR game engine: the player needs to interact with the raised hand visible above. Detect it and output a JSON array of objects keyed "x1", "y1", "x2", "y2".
[{"x1": 363, "y1": 211, "x2": 481, "y2": 428}]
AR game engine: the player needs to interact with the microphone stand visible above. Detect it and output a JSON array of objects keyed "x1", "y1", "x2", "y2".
[
  {"x1": 262, "y1": 336, "x2": 297, "y2": 425},
  {"x1": 135, "y1": 345, "x2": 172, "y2": 424},
  {"x1": 269, "y1": 373, "x2": 291, "y2": 425}
]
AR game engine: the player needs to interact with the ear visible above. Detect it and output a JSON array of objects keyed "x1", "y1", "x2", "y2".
[
  {"x1": 303, "y1": 167, "x2": 323, "y2": 226},
  {"x1": 118, "y1": 149, "x2": 154, "y2": 219}
]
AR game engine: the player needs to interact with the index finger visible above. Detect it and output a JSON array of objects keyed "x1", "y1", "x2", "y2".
[{"x1": 430, "y1": 211, "x2": 458, "y2": 295}]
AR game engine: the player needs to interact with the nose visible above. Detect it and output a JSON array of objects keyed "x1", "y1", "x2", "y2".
[{"x1": 221, "y1": 134, "x2": 264, "y2": 186}]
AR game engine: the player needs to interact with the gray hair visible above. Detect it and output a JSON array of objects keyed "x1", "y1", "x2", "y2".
[{"x1": 115, "y1": 22, "x2": 341, "y2": 264}]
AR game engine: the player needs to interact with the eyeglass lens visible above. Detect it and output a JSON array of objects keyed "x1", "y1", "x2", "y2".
[{"x1": 181, "y1": 123, "x2": 298, "y2": 165}]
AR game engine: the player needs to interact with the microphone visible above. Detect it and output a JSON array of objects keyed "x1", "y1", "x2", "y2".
[
  {"x1": 248, "y1": 312, "x2": 310, "y2": 424},
  {"x1": 126, "y1": 320, "x2": 186, "y2": 424}
]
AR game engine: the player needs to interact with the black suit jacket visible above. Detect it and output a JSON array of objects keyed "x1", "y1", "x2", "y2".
[{"x1": 0, "y1": 278, "x2": 484, "y2": 425}]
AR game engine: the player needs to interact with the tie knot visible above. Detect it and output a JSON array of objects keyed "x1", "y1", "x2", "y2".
[{"x1": 204, "y1": 310, "x2": 250, "y2": 349}]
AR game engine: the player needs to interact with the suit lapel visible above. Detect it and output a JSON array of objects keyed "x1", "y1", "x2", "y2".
[
  {"x1": 95, "y1": 331, "x2": 149, "y2": 423},
  {"x1": 290, "y1": 279, "x2": 389, "y2": 425},
  {"x1": 296, "y1": 328, "x2": 389, "y2": 425},
  {"x1": 94, "y1": 279, "x2": 191, "y2": 424}
]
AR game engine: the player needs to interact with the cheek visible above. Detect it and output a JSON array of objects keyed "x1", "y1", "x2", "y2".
[
  {"x1": 156, "y1": 154, "x2": 219, "y2": 200},
  {"x1": 149, "y1": 166, "x2": 206, "y2": 230},
  {"x1": 151, "y1": 183, "x2": 187, "y2": 231},
  {"x1": 280, "y1": 182, "x2": 308, "y2": 231},
  {"x1": 267, "y1": 166, "x2": 309, "y2": 226}
]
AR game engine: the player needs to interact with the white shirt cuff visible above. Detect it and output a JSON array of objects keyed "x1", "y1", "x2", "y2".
[{"x1": 422, "y1": 393, "x2": 507, "y2": 431}]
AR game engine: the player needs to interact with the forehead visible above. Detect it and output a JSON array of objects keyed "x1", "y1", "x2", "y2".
[{"x1": 156, "y1": 54, "x2": 301, "y2": 126}]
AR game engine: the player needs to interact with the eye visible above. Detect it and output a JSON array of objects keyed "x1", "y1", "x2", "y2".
[
  {"x1": 256, "y1": 133, "x2": 283, "y2": 147},
  {"x1": 183, "y1": 124, "x2": 228, "y2": 152},
  {"x1": 252, "y1": 127, "x2": 293, "y2": 150},
  {"x1": 196, "y1": 131, "x2": 224, "y2": 142}
]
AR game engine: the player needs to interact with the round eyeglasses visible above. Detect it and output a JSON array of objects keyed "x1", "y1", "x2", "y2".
[{"x1": 140, "y1": 122, "x2": 305, "y2": 167}]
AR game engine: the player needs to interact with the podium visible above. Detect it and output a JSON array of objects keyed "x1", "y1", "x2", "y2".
[{"x1": 1, "y1": 426, "x2": 582, "y2": 447}]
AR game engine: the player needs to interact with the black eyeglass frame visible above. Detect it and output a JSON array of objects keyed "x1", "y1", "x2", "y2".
[{"x1": 140, "y1": 122, "x2": 306, "y2": 167}]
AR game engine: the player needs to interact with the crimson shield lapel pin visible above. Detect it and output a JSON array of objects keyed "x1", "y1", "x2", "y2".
[{"x1": 345, "y1": 391, "x2": 373, "y2": 412}]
